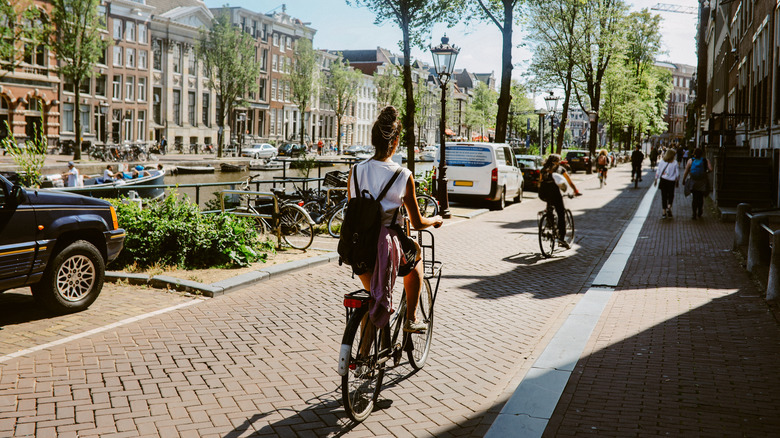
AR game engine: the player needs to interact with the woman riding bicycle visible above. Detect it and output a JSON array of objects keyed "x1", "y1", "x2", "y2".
[
  {"x1": 347, "y1": 106, "x2": 443, "y2": 333},
  {"x1": 596, "y1": 149, "x2": 609, "y2": 184},
  {"x1": 539, "y1": 154, "x2": 581, "y2": 249}
]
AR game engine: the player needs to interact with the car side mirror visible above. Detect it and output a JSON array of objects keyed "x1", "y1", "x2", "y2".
[{"x1": 10, "y1": 184, "x2": 26, "y2": 205}]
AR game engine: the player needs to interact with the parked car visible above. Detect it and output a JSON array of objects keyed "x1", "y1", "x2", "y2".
[
  {"x1": 562, "y1": 150, "x2": 592, "y2": 173},
  {"x1": 241, "y1": 143, "x2": 277, "y2": 159},
  {"x1": 433, "y1": 142, "x2": 523, "y2": 210},
  {"x1": 0, "y1": 174, "x2": 125, "y2": 313},
  {"x1": 344, "y1": 145, "x2": 365, "y2": 156},
  {"x1": 517, "y1": 155, "x2": 543, "y2": 190},
  {"x1": 278, "y1": 143, "x2": 307, "y2": 157}
]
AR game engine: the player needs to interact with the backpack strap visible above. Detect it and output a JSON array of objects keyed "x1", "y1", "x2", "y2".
[{"x1": 376, "y1": 167, "x2": 403, "y2": 202}]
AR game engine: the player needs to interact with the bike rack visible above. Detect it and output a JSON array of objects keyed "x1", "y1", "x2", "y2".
[{"x1": 219, "y1": 189, "x2": 282, "y2": 246}]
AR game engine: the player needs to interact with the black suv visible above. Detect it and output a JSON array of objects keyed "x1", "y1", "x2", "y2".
[
  {"x1": 278, "y1": 143, "x2": 307, "y2": 157},
  {"x1": 0, "y1": 175, "x2": 125, "y2": 313},
  {"x1": 563, "y1": 150, "x2": 592, "y2": 173}
]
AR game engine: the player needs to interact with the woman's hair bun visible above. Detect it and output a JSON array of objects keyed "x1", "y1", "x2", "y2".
[{"x1": 378, "y1": 106, "x2": 398, "y2": 124}]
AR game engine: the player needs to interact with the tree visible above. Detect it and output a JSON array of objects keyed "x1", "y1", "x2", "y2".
[
  {"x1": 321, "y1": 54, "x2": 362, "y2": 153},
  {"x1": 413, "y1": 74, "x2": 433, "y2": 148},
  {"x1": 527, "y1": 0, "x2": 585, "y2": 154},
  {"x1": 507, "y1": 80, "x2": 535, "y2": 144},
  {"x1": 0, "y1": 0, "x2": 48, "y2": 79},
  {"x1": 49, "y1": 0, "x2": 107, "y2": 161},
  {"x1": 469, "y1": 0, "x2": 521, "y2": 144},
  {"x1": 288, "y1": 37, "x2": 317, "y2": 146},
  {"x1": 466, "y1": 81, "x2": 498, "y2": 140},
  {"x1": 572, "y1": 0, "x2": 628, "y2": 158},
  {"x1": 374, "y1": 63, "x2": 404, "y2": 110},
  {"x1": 198, "y1": 11, "x2": 260, "y2": 158},
  {"x1": 347, "y1": 0, "x2": 461, "y2": 173}
]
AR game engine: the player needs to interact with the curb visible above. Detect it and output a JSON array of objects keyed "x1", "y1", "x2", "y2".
[{"x1": 106, "y1": 252, "x2": 340, "y2": 298}]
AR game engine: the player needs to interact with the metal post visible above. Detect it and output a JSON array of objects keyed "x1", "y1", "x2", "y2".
[
  {"x1": 437, "y1": 81, "x2": 451, "y2": 219},
  {"x1": 747, "y1": 214, "x2": 769, "y2": 273},
  {"x1": 734, "y1": 203, "x2": 752, "y2": 250},
  {"x1": 767, "y1": 230, "x2": 780, "y2": 301}
]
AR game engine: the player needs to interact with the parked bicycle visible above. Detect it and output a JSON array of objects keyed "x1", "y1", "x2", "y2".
[
  {"x1": 538, "y1": 193, "x2": 575, "y2": 258},
  {"x1": 338, "y1": 228, "x2": 442, "y2": 423}
]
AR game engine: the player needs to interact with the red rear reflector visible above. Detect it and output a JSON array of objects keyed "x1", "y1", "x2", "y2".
[
  {"x1": 298, "y1": 201, "x2": 304, "y2": 207},
  {"x1": 491, "y1": 168, "x2": 498, "y2": 182},
  {"x1": 349, "y1": 363, "x2": 356, "y2": 370},
  {"x1": 344, "y1": 298, "x2": 363, "y2": 308}
]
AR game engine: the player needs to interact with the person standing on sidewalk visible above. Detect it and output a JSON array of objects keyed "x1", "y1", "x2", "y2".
[
  {"x1": 682, "y1": 148, "x2": 712, "y2": 220},
  {"x1": 654, "y1": 148, "x2": 679, "y2": 219},
  {"x1": 631, "y1": 144, "x2": 644, "y2": 182}
]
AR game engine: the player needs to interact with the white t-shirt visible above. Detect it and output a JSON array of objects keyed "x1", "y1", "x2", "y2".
[
  {"x1": 65, "y1": 167, "x2": 79, "y2": 187},
  {"x1": 350, "y1": 159, "x2": 411, "y2": 226},
  {"x1": 103, "y1": 169, "x2": 114, "y2": 181}
]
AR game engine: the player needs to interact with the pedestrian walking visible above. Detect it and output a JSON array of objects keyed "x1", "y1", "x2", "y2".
[
  {"x1": 676, "y1": 146, "x2": 684, "y2": 167},
  {"x1": 160, "y1": 136, "x2": 167, "y2": 155},
  {"x1": 682, "y1": 147, "x2": 690, "y2": 168},
  {"x1": 682, "y1": 148, "x2": 712, "y2": 220},
  {"x1": 631, "y1": 144, "x2": 644, "y2": 182},
  {"x1": 317, "y1": 140, "x2": 323, "y2": 155},
  {"x1": 654, "y1": 148, "x2": 679, "y2": 219}
]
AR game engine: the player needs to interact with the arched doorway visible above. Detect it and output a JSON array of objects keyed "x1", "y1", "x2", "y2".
[{"x1": 25, "y1": 98, "x2": 44, "y2": 145}]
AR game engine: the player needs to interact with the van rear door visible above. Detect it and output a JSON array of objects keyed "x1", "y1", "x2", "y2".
[{"x1": 442, "y1": 144, "x2": 494, "y2": 197}]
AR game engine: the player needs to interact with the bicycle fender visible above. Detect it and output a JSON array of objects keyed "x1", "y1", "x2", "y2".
[{"x1": 337, "y1": 343, "x2": 351, "y2": 376}]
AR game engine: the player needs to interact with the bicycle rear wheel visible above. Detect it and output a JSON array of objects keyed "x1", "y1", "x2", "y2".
[
  {"x1": 407, "y1": 278, "x2": 434, "y2": 370},
  {"x1": 564, "y1": 209, "x2": 574, "y2": 245},
  {"x1": 341, "y1": 308, "x2": 383, "y2": 423},
  {"x1": 279, "y1": 204, "x2": 314, "y2": 249},
  {"x1": 416, "y1": 194, "x2": 439, "y2": 218},
  {"x1": 327, "y1": 203, "x2": 346, "y2": 238},
  {"x1": 233, "y1": 207, "x2": 269, "y2": 236},
  {"x1": 538, "y1": 212, "x2": 556, "y2": 258}
]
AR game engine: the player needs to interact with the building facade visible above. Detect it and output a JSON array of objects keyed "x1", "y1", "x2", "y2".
[{"x1": 655, "y1": 61, "x2": 695, "y2": 147}]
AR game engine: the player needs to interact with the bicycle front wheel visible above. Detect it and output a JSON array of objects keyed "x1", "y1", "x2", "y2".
[
  {"x1": 279, "y1": 204, "x2": 314, "y2": 249},
  {"x1": 407, "y1": 278, "x2": 434, "y2": 370},
  {"x1": 564, "y1": 209, "x2": 575, "y2": 245},
  {"x1": 342, "y1": 308, "x2": 383, "y2": 423},
  {"x1": 327, "y1": 203, "x2": 347, "y2": 238},
  {"x1": 538, "y1": 212, "x2": 556, "y2": 258},
  {"x1": 416, "y1": 194, "x2": 439, "y2": 218}
]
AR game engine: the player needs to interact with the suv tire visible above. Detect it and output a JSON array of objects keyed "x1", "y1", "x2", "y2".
[{"x1": 31, "y1": 240, "x2": 105, "y2": 314}]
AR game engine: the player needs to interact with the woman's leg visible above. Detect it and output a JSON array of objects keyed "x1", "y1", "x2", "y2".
[
  {"x1": 403, "y1": 263, "x2": 423, "y2": 322},
  {"x1": 692, "y1": 190, "x2": 704, "y2": 217},
  {"x1": 358, "y1": 272, "x2": 371, "y2": 291},
  {"x1": 660, "y1": 180, "x2": 669, "y2": 210},
  {"x1": 554, "y1": 198, "x2": 566, "y2": 240}
]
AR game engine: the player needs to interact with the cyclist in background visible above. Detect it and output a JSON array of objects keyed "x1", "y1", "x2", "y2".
[
  {"x1": 596, "y1": 149, "x2": 609, "y2": 185},
  {"x1": 631, "y1": 145, "x2": 645, "y2": 182},
  {"x1": 539, "y1": 154, "x2": 582, "y2": 249}
]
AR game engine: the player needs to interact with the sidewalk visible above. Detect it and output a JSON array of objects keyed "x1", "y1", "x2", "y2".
[{"x1": 489, "y1": 173, "x2": 780, "y2": 436}]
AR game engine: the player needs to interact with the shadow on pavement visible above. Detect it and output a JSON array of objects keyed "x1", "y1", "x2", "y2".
[{"x1": 0, "y1": 290, "x2": 53, "y2": 327}]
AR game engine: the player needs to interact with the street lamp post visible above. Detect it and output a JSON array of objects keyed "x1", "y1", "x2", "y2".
[
  {"x1": 543, "y1": 91, "x2": 560, "y2": 154},
  {"x1": 535, "y1": 108, "x2": 548, "y2": 158},
  {"x1": 431, "y1": 35, "x2": 459, "y2": 219}
]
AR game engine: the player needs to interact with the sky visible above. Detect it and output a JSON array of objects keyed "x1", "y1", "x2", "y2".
[{"x1": 202, "y1": 0, "x2": 700, "y2": 85}]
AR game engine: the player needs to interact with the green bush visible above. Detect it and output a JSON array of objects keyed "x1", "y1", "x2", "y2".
[{"x1": 109, "y1": 192, "x2": 274, "y2": 269}]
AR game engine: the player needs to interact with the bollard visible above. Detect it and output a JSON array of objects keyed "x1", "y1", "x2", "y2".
[
  {"x1": 767, "y1": 230, "x2": 780, "y2": 301},
  {"x1": 734, "y1": 203, "x2": 752, "y2": 251},
  {"x1": 747, "y1": 214, "x2": 769, "y2": 273}
]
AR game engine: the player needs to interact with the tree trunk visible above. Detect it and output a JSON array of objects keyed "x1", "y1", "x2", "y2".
[
  {"x1": 494, "y1": 2, "x2": 513, "y2": 144},
  {"x1": 74, "y1": 83, "x2": 82, "y2": 161},
  {"x1": 300, "y1": 111, "x2": 307, "y2": 146},
  {"x1": 556, "y1": 68, "x2": 574, "y2": 154},
  {"x1": 336, "y1": 114, "x2": 342, "y2": 154},
  {"x1": 401, "y1": 14, "x2": 416, "y2": 175},
  {"x1": 217, "y1": 95, "x2": 225, "y2": 158}
]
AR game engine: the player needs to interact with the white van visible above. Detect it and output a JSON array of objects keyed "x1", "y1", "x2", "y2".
[{"x1": 432, "y1": 142, "x2": 523, "y2": 210}]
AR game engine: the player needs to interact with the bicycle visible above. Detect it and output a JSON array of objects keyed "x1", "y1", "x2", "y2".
[
  {"x1": 538, "y1": 193, "x2": 575, "y2": 258},
  {"x1": 597, "y1": 166, "x2": 607, "y2": 188},
  {"x1": 338, "y1": 228, "x2": 442, "y2": 423}
]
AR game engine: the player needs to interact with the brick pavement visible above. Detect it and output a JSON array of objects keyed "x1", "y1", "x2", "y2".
[
  {"x1": 0, "y1": 164, "x2": 651, "y2": 437},
  {"x1": 544, "y1": 172, "x2": 780, "y2": 436}
]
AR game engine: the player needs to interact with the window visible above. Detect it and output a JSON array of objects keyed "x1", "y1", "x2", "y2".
[
  {"x1": 262, "y1": 24, "x2": 268, "y2": 41},
  {"x1": 126, "y1": 47, "x2": 135, "y2": 68},
  {"x1": 273, "y1": 33, "x2": 279, "y2": 46},
  {"x1": 285, "y1": 57, "x2": 291, "y2": 73},
  {"x1": 173, "y1": 89, "x2": 181, "y2": 125},
  {"x1": 112, "y1": 19, "x2": 122, "y2": 39},
  {"x1": 112, "y1": 75, "x2": 121, "y2": 100},
  {"x1": 173, "y1": 43, "x2": 181, "y2": 73},
  {"x1": 284, "y1": 82, "x2": 289, "y2": 102},
  {"x1": 286, "y1": 36, "x2": 292, "y2": 50},
  {"x1": 271, "y1": 79, "x2": 277, "y2": 101},
  {"x1": 126, "y1": 21, "x2": 135, "y2": 42},
  {"x1": 97, "y1": 4, "x2": 106, "y2": 28},
  {"x1": 80, "y1": 105, "x2": 90, "y2": 133},
  {"x1": 123, "y1": 110, "x2": 133, "y2": 142},
  {"x1": 188, "y1": 54, "x2": 196, "y2": 76},
  {"x1": 137, "y1": 111, "x2": 145, "y2": 141},
  {"x1": 125, "y1": 76, "x2": 134, "y2": 100},
  {"x1": 138, "y1": 23, "x2": 147, "y2": 44},
  {"x1": 112, "y1": 109, "x2": 120, "y2": 143},
  {"x1": 152, "y1": 39, "x2": 162, "y2": 70},
  {"x1": 202, "y1": 93, "x2": 210, "y2": 126},
  {"x1": 258, "y1": 79, "x2": 266, "y2": 101},
  {"x1": 269, "y1": 109, "x2": 275, "y2": 135},
  {"x1": 138, "y1": 50, "x2": 147, "y2": 69},
  {"x1": 261, "y1": 49, "x2": 268, "y2": 71},
  {"x1": 95, "y1": 75, "x2": 106, "y2": 97},
  {"x1": 153, "y1": 87, "x2": 162, "y2": 124},
  {"x1": 98, "y1": 47, "x2": 106, "y2": 65},
  {"x1": 272, "y1": 54, "x2": 277, "y2": 71},
  {"x1": 188, "y1": 91, "x2": 196, "y2": 126},
  {"x1": 63, "y1": 77, "x2": 74, "y2": 93},
  {"x1": 79, "y1": 78, "x2": 90, "y2": 95},
  {"x1": 63, "y1": 103, "x2": 74, "y2": 132},
  {"x1": 113, "y1": 46, "x2": 122, "y2": 66},
  {"x1": 138, "y1": 77, "x2": 146, "y2": 101}
]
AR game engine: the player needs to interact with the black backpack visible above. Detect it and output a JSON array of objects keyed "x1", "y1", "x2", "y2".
[{"x1": 338, "y1": 165, "x2": 403, "y2": 275}]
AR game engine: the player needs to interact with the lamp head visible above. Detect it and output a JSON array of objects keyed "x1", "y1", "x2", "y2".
[{"x1": 430, "y1": 35, "x2": 460, "y2": 79}]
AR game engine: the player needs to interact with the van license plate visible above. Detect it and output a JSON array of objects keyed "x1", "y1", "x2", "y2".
[{"x1": 454, "y1": 181, "x2": 473, "y2": 187}]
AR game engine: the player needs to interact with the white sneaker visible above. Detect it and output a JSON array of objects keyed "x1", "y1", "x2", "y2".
[
  {"x1": 557, "y1": 239, "x2": 570, "y2": 249},
  {"x1": 403, "y1": 319, "x2": 427, "y2": 333}
]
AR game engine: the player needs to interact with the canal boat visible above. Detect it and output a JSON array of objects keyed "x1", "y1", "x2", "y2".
[
  {"x1": 220, "y1": 163, "x2": 246, "y2": 172},
  {"x1": 174, "y1": 164, "x2": 215, "y2": 174},
  {"x1": 41, "y1": 169, "x2": 166, "y2": 199},
  {"x1": 249, "y1": 158, "x2": 287, "y2": 171}
]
